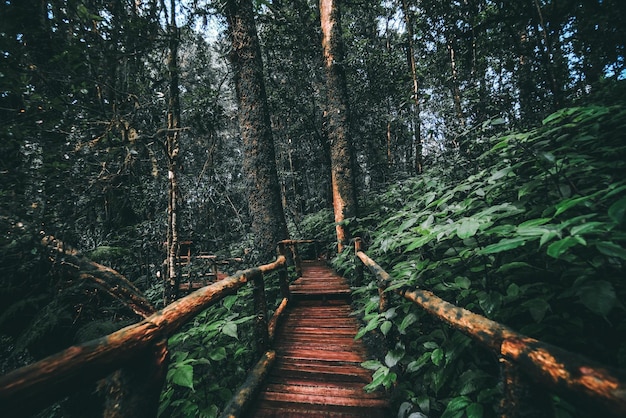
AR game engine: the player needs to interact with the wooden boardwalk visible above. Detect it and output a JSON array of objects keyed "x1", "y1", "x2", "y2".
[{"x1": 248, "y1": 261, "x2": 389, "y2": 417}]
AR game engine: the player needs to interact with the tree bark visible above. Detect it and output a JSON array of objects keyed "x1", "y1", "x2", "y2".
[
  {"x1": 164, "y1": 0, "x2": 182, "y2": 303},
  {"x1": 224, "y1": 0, "x2": 289, "y2": 262},
  {"x1": 401, "y1": 0, "x2": 423, "y2": 174},
  {"x1": 320, "y1": 0, "x2": 358, "y2": 253}
]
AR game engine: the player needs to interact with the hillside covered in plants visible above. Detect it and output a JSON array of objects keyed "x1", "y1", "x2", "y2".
[{"x1": 319, "y1": 99, "x2": 626, "y2": 417}]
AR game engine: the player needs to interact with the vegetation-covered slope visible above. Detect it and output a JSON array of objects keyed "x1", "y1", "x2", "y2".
[{"x1": 323, "y1": 104, "x2": 626, "y2": 417}]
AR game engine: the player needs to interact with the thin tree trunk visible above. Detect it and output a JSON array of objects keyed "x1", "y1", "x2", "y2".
[
  {"x1": 533, "y1": 0, "x2": 562, "y2": 109},
  {"x1": 446, "y1": 31, "x2": 465, "y2": 132},
  {"x1": 224, "y1": 0, "x2": 289, "y2": 262},
  {"x1": 164, "y1": 0, "x2": 181, "y2": 303},
  {"x1": 401, "y1": 0, "x2": 422, "y2": 174},
  {"x1": 320, "y1": 0, "x2": 358, "y2": 253}
]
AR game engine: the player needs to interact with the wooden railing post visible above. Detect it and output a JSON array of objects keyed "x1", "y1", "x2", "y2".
[
  {"x1": 499, "y1": 357, "x2": 552, "y2": 418},
  {"x1": 354, "y1": 238, "x2": 364, "y2": 287},
  {"x1": 291, "y1": 243, "x2": 303, "y2": 278},
  {"x1": 277, "y1": 243, "x2": 290, "y2": 299},
  {"x1": 250, "y1": 268, "x2": 269, "y2": 354},
  {"x1": 103, "y1": 339, "x2": 169, "y2": 418}
]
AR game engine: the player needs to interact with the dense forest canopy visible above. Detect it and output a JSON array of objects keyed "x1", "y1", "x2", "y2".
[{"x1": 1, "y1": 0, "x2": 625, "y2": 417}]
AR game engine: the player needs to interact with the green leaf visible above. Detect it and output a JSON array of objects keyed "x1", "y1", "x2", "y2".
[
  {"x1": 431, "y1": 348, "x2": 444, "y2": 366},
  {"x1": 479, "y1": 237, "x2": 527, "y2": 254},
  {"x1": 361, "y1": 360, "x2": 383, "y2": 371},
  {"x1": 496, "y1": 262, "x2": 532, "y2": 273},
  {"x1": 380, "y1": 320, "x2": 392, "y2": 336},
  {"x1": 608, "y1": 198, "x2": 626, "y2": 223},
  {"x1": 454, "y1": 276, "x2": 471, "y2": 289},
  {"x1": 222, "y1": 295, "x2": 238, "y2": 310},
  {"x1": 554, "y1": 195, "x2": 592, "y2": 217},
  {"x1": 570, "y1": 222, "x2": 608, "y2": 236},
  {"x1": 457, "y1": 218, "x2": 480, "y2": 239},
  {"x1": 523, "y1": 298, "x2": 550, "y2": 323},
  {"x1": 466, "y1": 403, "x2": 484, "y2": 418},
  {"x1": 518, "y1": 218, "x2": 552, "y2": 227},
  {"x1": 171, "y1": 364, "x2": 194, "y2": 390},
  {"x1": 222, "y1": 322, "x2": 238, "y2": 339},
  {"x1": 577, "y1": 281, "x2": 617, "y2": 316},
  {"x1": 547, "y1": 236, "x2": 585, "y2": 258},
  {"x1": 385, "y1": 349, "x2": 405, "y2": 367},
  {"x1": 398, "y1": 312, "x2": 418, "y2": 333},
  {"x1": 595, "y1": 241, "x2": 626, "y2": 260},
  {"x1": 442, "y1": 396, "x2": 471, "y2": 416},
  {"x1": 208, "y1": 347, "x2": 227, "y2": 361}
]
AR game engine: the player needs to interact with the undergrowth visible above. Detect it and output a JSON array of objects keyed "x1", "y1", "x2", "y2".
[
  {"x1": 158, "y1": 271, "x2": 284, "y2": 418},
  {"x1": 330, "y1": 104, "x2": 626, "y2": 418}
]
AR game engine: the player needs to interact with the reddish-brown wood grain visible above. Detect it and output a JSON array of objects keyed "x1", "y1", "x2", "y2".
[{"x1": 247, "y1": 261, "x2": 389, "y2": 418}]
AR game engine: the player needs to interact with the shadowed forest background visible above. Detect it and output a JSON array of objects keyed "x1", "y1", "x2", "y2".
[{"x1": 1, "y1": 0, "x2": 625, "y2": 417}]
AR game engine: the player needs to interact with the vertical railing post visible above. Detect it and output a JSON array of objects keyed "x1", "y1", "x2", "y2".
[
  {"x1": 354, "y1": 238, "x2": 364, "y2": 287},
  {"x1": 499, "y1": 357, "x2": 552, "y2": 418},
  {"x1": 291, "y1": 243, "x2": 303, "y2": 278},
  {"x1": 277, "y1": 243, "x2": 290, "y2": 299},
  {"x1": 378, "y1": 277, "x2": 389, "y2": 313},
  {"x1": 251, "y1": 269, "x2": 269, "y2": 354},
  {"x1": 103, "y1": 339, "x2": 169, "y2": 418}
]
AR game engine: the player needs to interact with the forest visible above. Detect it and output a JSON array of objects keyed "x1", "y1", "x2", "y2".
[{"x1": 1, "y1": 0, "x2": 625, "y2": 417}]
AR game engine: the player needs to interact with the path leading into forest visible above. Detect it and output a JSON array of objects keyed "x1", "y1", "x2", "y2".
[{"x1": 247, "y1": 260, "x2": 389, "y2": 417}]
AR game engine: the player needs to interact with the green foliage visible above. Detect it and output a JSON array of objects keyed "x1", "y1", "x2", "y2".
[
  {"x1": 341, "y1": 105, "x2": 626, "y2": 417},
  {"x1": 159, "y1": 271, "x2": 284, "y2": 417}
]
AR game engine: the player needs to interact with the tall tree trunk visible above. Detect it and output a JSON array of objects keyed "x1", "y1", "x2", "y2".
[
  {"x1": 224, "y1": 0, "x2": 289, "y2": 262},
  {"x1": 446, "y1": 30, "x2": 465, "y2": 132},
  {"x1": 401, "y1": 0, "x2": 423, "y2": 174},
  {"x1": 320, "y1": 0, "x2": 358, "y2": 253},
  {"x1": 164, "y1": 0, "x2": 181, "y2": 303},
  {"x1": 533, "y1": 0, "x2": 562, "y2": 109}
]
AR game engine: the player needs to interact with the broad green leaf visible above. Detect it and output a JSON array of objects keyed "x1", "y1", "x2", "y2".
[
  {"x1": 454, "y1": 276, "x2": 471, "y2": 289},
  {"x1": 171, "y1": 364, "x2": 194, "y2": 390},
  {"x1": 222, "y1": 295, "x2": 238, "y2": 310},
  {"x1": 596, "y1": 241, "x2": 626, "y2": 260},
  {"x1": 361, "y1": 360, "x2": 383, "y2": 371},
  {"x1": 496, "y1": 262, "x2": 532, "y2": 273},
  {"x1": 518, "y1": 218, "x2": 552, "y2": 227},
  {"x1": 466, "y1": 403, "x2": 484, "y2": 418},
  {"x1": 385, "y1": 349, "x2": 404, "y2": 367},
  {"x1": 479, "y1": 237, "x2": 527, "y2": 254},
  {"x1": 208, "y1": 347, "x2": 227, "y2": 361},
  {"x1": 431, "y1": 348, "x2": 444, "y2": 366},
  {"x1": 547, "y1": 236, "x2": 585, "y2": 258},
  {"x1": 523, "y1": 298, "x2": 550, "y2": 323},
  {"x1": 478, "y1": 291, "x2": 502, "y2": 315},
  {"x1": 554, "y1": 195, "x2": 592, "y2": 217},
  {"x1": 540, "y1": 230, "x2": 559, "y2": 247},
  {"x1": 442, "y1": 396, "x2": 471, "y2": 414},
  {"x1": 222, "y1": 322, "x2": 238, "y2": 339},
  {"x1": 380, "y1": 320, "x2": 392, "y2": 336},
  {"x1": 398, "y1": 312, "x2": 418, "y2": 333},
  {"x1": 577, "y1": 281, "x2": 617, "y2": 316},
  {"x1": 570, "y1": 222, "x2": 607, "y2": 236},
  {"x1": 608, "y1": 197, "x2": 626, "y2": 224},
  {"x1": 457, "y1": 218, "x2": 480, "y2": 239}
]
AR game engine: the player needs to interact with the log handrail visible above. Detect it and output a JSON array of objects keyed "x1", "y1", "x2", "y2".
[
  {"x1": 354, "y1": 239, "x2": 626, "y2": 417},
  {"x1": 0, "y1": 254, "x2": 288, "y2": 418}
]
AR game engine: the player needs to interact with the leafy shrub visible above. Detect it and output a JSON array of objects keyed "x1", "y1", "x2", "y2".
[
  {"x1": 159, "y1": 271, "x2": 285, "y2": 418},
  {"x1": 343, "y1": 105, "x2": 626, "y2": 417}
]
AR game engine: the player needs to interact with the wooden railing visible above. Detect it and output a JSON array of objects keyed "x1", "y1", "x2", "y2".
[
  {"x1": 0, "y1": 242, "x2": 308, "y2": 418},
  {"x1": 353, "y1": 238, "x2": 626, "y2": 417}
]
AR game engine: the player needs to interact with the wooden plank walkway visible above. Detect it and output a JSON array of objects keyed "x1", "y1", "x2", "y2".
[{"x1": 247, "y1": 261, "x2": 390, "y2": 417}]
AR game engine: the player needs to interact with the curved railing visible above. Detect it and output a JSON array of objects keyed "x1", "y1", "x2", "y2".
[
  {"x1": 353, "y1": 238, "x2": 626, "y2": 417},
  {"x1": 0, "y1": 243, "x2": 302, "y2": 418}
]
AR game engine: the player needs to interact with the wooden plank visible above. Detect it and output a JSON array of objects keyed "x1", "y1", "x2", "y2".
[{"x1": 247, "y1": 262, "x2": 389, "y2": 417}]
